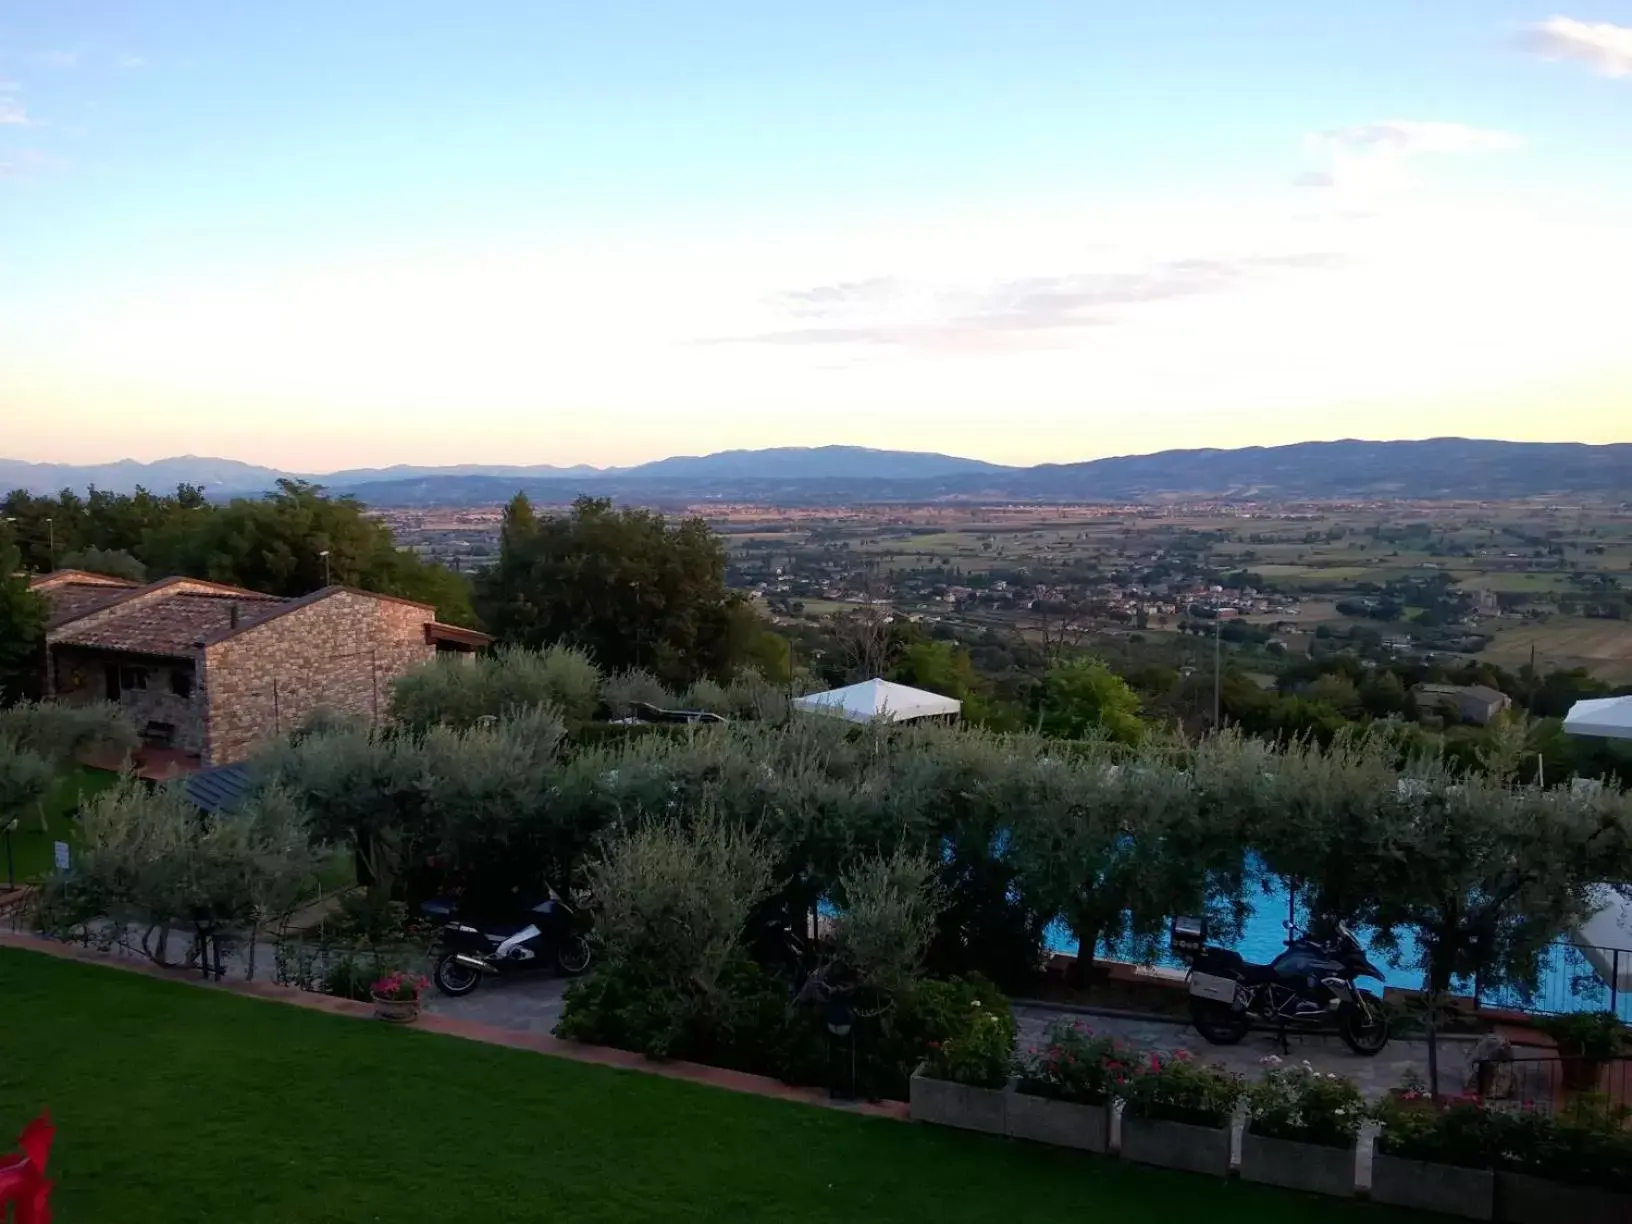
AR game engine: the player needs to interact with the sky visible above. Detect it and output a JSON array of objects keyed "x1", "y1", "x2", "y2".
[{"x1": 1, "y1": 2, "x2": 1630, "y2": 471}]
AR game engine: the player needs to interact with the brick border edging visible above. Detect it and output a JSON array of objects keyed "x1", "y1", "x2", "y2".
[{"x1": 0, "y1": 931, "x2": 908, "y2": 1122}]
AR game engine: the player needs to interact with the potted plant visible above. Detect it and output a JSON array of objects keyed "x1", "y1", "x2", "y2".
[
  {"x1": 1118, "y1": 1050, "x2": 1240, "y2": 1176},
  {"x1": 1370, "y1": 1077, "x2": 1498, "y2": 1220},
  {"x1": 909, "y1": 993, "x2": 1016, "y2": 1136},
  {"x1": 1534, "y1": 1013, "x2": 1629, "y2": 1092},
  {"x1": 370, "y1": 970, "x2": 430, "y2": 1023},
  {"x1": 1491, "y1": 1097, "x2": 1632, "y2": 1224},
  {"x1": 1238, "y1": 1056, "x2": 1361, "y2": 1197},
  {"x1": 1007, "y1": 1018, "x2": 1126, "y2": 1152}
]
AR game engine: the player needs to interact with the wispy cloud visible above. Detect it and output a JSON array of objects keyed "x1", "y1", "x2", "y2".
[
  {"x1": 0, "y1": 97, "x2": 30, "y2": 126},
  {"x1": 32, "y1": 50, "x2": 80, "y2": 69},
  {"x1": 1521, "y1": 16, "x2": 1632, "y2": 77},
  {"x1": 117, "y1": 54, "x2": 148, "y2": 70},
  {"x1": 727, "y1": 254, "x2": 1340, "y2": 351},
  {"x1": 1297, "y1": 120, "x2": 1520, "y2": 190}
]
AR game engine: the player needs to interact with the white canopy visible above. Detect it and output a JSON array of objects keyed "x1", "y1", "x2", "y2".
[
  {"x1": 791, "y1": 678, "x2": 962, "y2": 724},
  {"x1": 1563, "y1": 696, "x2": 1632, "y2": 741}
]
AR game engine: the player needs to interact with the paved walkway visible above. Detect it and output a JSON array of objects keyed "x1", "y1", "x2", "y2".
[{"x1": 422, "y1": 973, "x2": 569, "y2": 1035}]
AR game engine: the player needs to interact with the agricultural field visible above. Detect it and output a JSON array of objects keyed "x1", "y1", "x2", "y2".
[{"x1": 721, "y1": 499, "x2": 1632, "y2": 684}]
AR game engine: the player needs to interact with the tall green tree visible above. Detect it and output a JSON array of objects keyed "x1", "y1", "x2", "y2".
[
  {"x1": 143, "y1": 480, "x2": 475, "y2": 625},
  {"x1": 1038, "y1": 656, "x2": 1144, "y2": 743},
  {"x1": 476, "y1": 495, "x2": 775, "y2": 685},
  {"x1": 0, "y1": 546, "x2": 48, "y2": 704}
]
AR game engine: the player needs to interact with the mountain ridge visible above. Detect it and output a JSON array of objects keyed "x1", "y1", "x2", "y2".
[{"x1": 2, "y1": 438, "x2": 1628, "y2": 504}]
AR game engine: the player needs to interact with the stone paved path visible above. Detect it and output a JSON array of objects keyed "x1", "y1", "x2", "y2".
[{"x1": 422, "y1": 972, "x2": 569, "y2": 1034}]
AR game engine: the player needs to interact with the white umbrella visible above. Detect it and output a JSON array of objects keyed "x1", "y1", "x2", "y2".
[{"x1": 1562, "y1": 695, "x2": 1632, "y2": 741}]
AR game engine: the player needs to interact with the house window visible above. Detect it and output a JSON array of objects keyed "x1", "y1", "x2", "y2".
[
  {"x1": 170, "y1": 670, "x2": 194, "y2": 699},
  {"x1": 119, "y1": 665, "x2": 149, "y2": 692}
]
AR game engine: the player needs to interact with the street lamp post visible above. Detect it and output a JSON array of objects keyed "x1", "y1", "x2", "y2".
[
  {"x1": 319, "y1": 549, "x2": 332, "y2": 587},
  {"x1": 45, "y1": 517, "x2": 54, "y2": 567},
  {"x1": 1213, "y1": 619, "x2": 1223, "y2": 729}
]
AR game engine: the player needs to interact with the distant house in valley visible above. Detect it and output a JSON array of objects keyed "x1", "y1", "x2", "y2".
[
  {"x1": 1410, "y1": 682, "x2": 1512, "y2": 726},
  {"x1": 29, "y1": 570, "x2": 489, "y2": 774}
]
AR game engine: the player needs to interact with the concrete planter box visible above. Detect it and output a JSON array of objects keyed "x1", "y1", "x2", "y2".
[
  {"x1": 1371, "y1": 1152, "x2": 1494, "y2": 1220},
  {"x1": 1495, "y1": 1171, "x2": 1629, "y2": 1224},
  {"x1": 1119, "y1": 1115, "x2": 1232, "y2": 1177},
  {"x1": 1005, "y1": 1090, "x2": 1110, "y2": 1153},
  {"x1": 908, "y1": 1070, "x2": 1008, "y2": 1136},
  {"x1": 1239, "y1": 1131, "x2": 1356, "y2": 1198}
]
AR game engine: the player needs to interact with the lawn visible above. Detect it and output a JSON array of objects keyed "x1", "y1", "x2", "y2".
[
  {"x1": 0, "y1": 948, "x2": 1425, "y2": 1222},
  {"x1": 4, "y1": 767, "x2": 117, "y2": 885}
]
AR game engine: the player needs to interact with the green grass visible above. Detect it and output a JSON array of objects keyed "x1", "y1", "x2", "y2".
[
  {"x1": 0, "y1": 948, "x2": 1425, "y2": 1222},
  {"x1": 5, "y1": 767, "x2": 117, "y2": 884}
]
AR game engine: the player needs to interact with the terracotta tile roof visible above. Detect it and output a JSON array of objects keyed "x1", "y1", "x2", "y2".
[
  {"x1": 52, "y1": 589, "x2": 287, "y2": 658},
  {"x1": 34, "y1": 579, "x2": 142, "y2": 629}
]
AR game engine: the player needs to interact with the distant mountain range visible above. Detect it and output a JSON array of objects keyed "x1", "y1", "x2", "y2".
[{"x1": 3, "y1": 439, "x2": 1628, "y2": 505}]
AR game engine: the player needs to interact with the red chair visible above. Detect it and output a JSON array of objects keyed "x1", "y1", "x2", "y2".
[{"x1": 0, "y1": 1112, "x2": 55, "y2": 1224}]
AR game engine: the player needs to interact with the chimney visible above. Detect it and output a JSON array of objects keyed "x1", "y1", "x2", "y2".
[{"x1": 229, "y1": 602, "x2": 240, "y2": 630}]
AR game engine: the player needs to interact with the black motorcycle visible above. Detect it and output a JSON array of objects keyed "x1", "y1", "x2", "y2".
[
  {"x1": 1183, "y1": 920, "x2": 1391, "y2": 1055},
  {"x1": 422, "y1": 887, "x2": 592, "y2": 998}
]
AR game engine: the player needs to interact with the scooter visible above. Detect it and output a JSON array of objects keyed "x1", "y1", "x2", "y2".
[
  {"x1": 422, "y1": 887, "x2": 592, "y2": 997},
  {"x1": 1180, "y1": 918, "x2": 1391, "y2": 1055}
]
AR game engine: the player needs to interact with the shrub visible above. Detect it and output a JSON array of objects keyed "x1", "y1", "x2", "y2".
[
  {"x1": 920, "y1": 986, "x2": 1015, "y2": 1089},
  {"x1": 1120, "y1": 1051, "x2": 1241, "y2": 1127},
  {"x1": 390, "y1": 645, "x2": 602, "y2": 729},
  {"x1": 602, "y1": 669, "x2": 673, "y2": 719},
  {"x1": 827, "y1": 850, "x2": 943, "y2": 1000},
  {"x1": 1535, "y1": 1011, "x2": 1630, "y2": 1062},
  {"x1": 1371, "y1": 1093, "x2": 1503, "y2": 1169},
  {"x1": 1245, "y1": 1056, "x2": 1365, "y2": 1147},
  {"x1": 683, "y1": 679, "x2": 732, "y2": 715},
  {"x1": 1015, "y1": 1018, "x2": 1132, "y2": 1105},
  {"x1": 1496, "y1": 1097, "x2": 1632, "y2": 1192}
]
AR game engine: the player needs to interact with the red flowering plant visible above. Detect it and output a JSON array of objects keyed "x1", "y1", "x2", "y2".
[
  {"x1": 1015, "y1": 1018, "x2": 1135, "y2": 1106},
  {"x1": 370, "y1": 971, "x2": 430, "y2": 1003},
  {"x1": 1120, "y1": 1048, "x2": 1241, "y2": 1128}
]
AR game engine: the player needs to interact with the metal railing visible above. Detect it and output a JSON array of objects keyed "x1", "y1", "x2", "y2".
[
  {"x1": 1473, "y1": 941, "x2": 1631, "y2": 1023},
  {"x1": 1474, "y1": 1053, "x2": 1632, "y2": 1115}
]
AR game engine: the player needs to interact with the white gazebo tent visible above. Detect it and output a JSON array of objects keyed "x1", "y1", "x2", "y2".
[
  {"x1": 1563, "y1": 695, "x2": 1632, "y2": 741},
  {"x1": 1562, "y1": 695, "x2": 1632, "y2": 997},
  {"x1": 791, "y1": 678, "x2": 961, "y2": 724}
]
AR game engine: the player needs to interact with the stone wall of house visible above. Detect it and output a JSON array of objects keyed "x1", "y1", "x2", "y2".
[
  {"x1": 49, "y1": 646, "x2": 206, "y2": 755},
  {"x1": 202, "y1": 591, "x2": 435, "y2": 764}
]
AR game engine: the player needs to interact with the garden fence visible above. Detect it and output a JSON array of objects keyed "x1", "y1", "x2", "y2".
[{"x1": 1473, "y1": 941, "x2": 1631, "y2": 1023}]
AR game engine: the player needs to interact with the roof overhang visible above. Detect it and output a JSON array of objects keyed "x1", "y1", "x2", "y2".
[{"x1": 425, "y1": 622, "x2": 492, "y2": 650}]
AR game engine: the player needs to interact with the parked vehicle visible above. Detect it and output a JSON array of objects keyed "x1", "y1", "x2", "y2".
[
  {"x1": 422, "y1": 887, "x2": 592, "y2": 997},
  {"x1": 1185, "y1": 921, "x2": 1391, "y2": 1055}
]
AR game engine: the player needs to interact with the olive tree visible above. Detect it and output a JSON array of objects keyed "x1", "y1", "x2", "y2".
[
  {"x1": 36, "y1": 778, "x2": 327, "y2": 974},
  {"x1": 389, "y1": 644, "x2": 602, "y2": 729},
  {"x1": 1371, "y1": 765, "x2": 1632, "y2": 1092}
]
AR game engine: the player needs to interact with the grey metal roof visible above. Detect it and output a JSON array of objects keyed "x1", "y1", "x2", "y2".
[{"x1": 184, "y1": 762, "x2": 255, "y2": 815}]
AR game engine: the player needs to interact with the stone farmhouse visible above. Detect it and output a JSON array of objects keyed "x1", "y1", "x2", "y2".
[{"x1": 29, "y1": 570, "x2": 489, "y2": 772}]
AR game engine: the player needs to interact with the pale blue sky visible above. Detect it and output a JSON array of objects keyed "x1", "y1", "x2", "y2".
[{"x1": 2, "y1": 3, "x2": 1629, "y2": 469}]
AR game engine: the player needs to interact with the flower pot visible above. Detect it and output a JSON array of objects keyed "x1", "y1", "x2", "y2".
[
  {"x1": 371, "y1": 993, "x2": 422, "y2": 1024},
  {"x1": 1005, "y1": 1091, "x2": 1109, "y2": 1153},
  {"x1": 908, "y1": 1070, "x2": 1008, "y2": 1136},
  {"x1": 1371, "y1": 1152, "x2": 1493, "y2": 1220},
  {"x1": 1119, "y1": 1115, "x2": 1231, "y2": 1177},
  {"x1": 1239, "y1": 1131, "x2": 1356, "y2": 1198},
  {"x1": 1495, "y1": 1170, "x2": 1630, "y2": 1224}
]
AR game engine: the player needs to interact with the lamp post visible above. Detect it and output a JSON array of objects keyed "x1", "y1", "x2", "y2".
[
  {"x1": 3, "y1": 818, "x2": 16, "y2": 891},
  {"x1": 824, "y1": 996, "x2": 857, "y2": 1101},
  {"x1": 318, "y1": 549, "x2": 332, "y2": 587},
  {"x1": 1213, "y1": 618, "x2": 1223, "y2": 729},
  {"x1": 45, "y1": 517, "x2": 53, "y2": 568}
]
